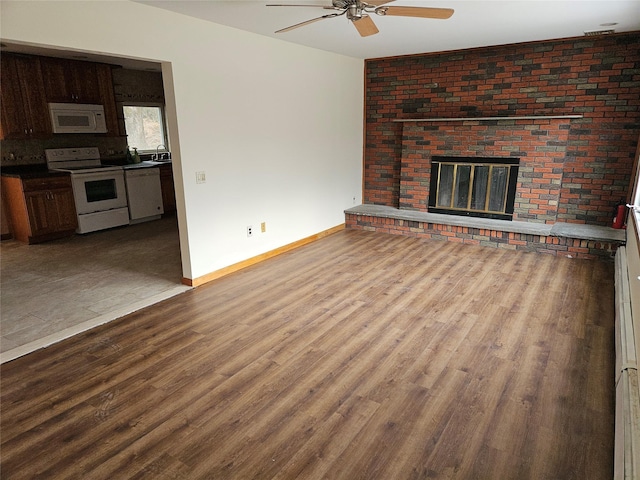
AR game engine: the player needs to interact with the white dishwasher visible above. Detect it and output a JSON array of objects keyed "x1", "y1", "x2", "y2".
[{"x1": 124, "y1": 166, "x2": 164, "y2": 223}]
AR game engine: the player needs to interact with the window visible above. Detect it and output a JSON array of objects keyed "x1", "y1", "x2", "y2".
[{"x1": 122, "y1": 104, "x2": 167, "y2": 153}]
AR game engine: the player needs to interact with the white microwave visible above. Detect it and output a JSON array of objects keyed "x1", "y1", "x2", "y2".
[{"x1": 49, "y1": 103, "x2": 108, "y2": 134}]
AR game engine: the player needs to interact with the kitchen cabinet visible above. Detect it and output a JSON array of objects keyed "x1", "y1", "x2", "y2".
[
  {"x1": 95, "y1": 63, "x2": 121, "y2": 136},
  {"x1": 1, "y1": 191, "x2": 12, "y2": 240},
  {"x1": 1, "y1": 174, "x2": 78, "y2": 244},
  {"x1": 0, "y1": 54, "x2": 51, "y2": 139},
  {"x1": 1, "y1": 54, "x2": 120, "y2": 139},
  {"x1": 40, "y1": 57, "x2": 103, "y2": 104},
  {"x1": 40, "y1": 57, "x2": 120, "y2": 136},
  {"x1": 159, "y1": 164, "x2": 176, "y2": 214}
]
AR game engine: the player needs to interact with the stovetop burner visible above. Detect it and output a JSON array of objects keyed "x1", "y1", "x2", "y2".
[{"x1": 45, "y1": 147, "x2": 123, "y2": 174}]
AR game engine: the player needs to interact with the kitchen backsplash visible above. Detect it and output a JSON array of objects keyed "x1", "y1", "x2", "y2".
[{"x1": 1, "y1": 136, "x2": 128, "y2": 166}]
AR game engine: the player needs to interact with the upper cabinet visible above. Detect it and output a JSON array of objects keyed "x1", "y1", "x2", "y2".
[
  {"x1": 95, "y1": 63, "x2": 120, "y2": 137},
  {"x1": 0, "y1": 54, "x2": 51, "y2": 139},
  {"x1": 40, "y1": 57, "x2": 103, "y2": 104},
  {"x1": 0, "y1": 54, "x2": 120, "y2": 140}
]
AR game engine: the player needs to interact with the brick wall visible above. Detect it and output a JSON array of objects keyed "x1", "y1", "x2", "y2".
[
  {"x1": 399, "y1": 119, "x2": 571, "y2": 223},
  {"x1": 364, "y1": 33, "x2": 640, "y2": 225}
]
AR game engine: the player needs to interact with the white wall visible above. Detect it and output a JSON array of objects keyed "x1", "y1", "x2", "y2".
[{"x1": 0, "y1": 1, "x2": 364, "y2": 280}]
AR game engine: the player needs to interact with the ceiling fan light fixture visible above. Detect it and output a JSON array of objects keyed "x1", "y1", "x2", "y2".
[
  {"x1": 269, "y1": 1, "x2": 454, "y2": 36},
  {"x1": 347, "y1": 4, "x2": 363, "y2": 20}
]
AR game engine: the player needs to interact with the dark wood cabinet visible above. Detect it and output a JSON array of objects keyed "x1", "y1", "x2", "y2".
[
  {"x1": 1, "y1": 54, "x2": 121, "y2": 139},
  {"x1": 39, "y1": 56, "x2": 120, "y2": 136},
  {"x1": 0, "y1": 54, "x2": 51, "y2": 139},
  {"x1": 159, "y1": 164, "x2": 176, "y2": 214},
  {"x1": 40, "y1": 57, "x2": 102, "y2": 104},
  {"x1": 95, "y1": 63, "x2": 121, "y2": 137},
  {"x1": 1, "y1": 175, "x2": 78, "y2": 244}
]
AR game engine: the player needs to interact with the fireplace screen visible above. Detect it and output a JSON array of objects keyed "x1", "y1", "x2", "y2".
[{"x1": 428, "y1": 156, "x2": 519, "y2": 220}]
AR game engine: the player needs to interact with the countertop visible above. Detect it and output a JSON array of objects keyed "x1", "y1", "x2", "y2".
[
  {"x1": 122, "y1": 161, "x2": 170, "y2": 170},
  {"x1": 1, "y1": 165, "x2": 70, "y2": 179},
  {"x1": 1, "y1": 160, "x2": 171, "y2": 178}
]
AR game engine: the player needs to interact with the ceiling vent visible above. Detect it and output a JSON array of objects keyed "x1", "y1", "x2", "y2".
[{"x1": 584, "y1": 29, "x2": 615, "y2": 36}]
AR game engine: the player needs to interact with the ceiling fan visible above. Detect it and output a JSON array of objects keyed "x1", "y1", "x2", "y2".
[{"x1": 267, "y1": 0, "x2": 454, "y2": 37}]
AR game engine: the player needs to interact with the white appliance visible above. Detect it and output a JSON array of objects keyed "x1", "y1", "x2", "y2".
[
  {"x1": 46, "y1": 147, "x2": 129, "y2": 234},
  {"x1": 49, "y1": 103, "x2": 107, "y2": 134},
  {"x1": 124, "y1": 166, "x2": 164, "y2": 223}
]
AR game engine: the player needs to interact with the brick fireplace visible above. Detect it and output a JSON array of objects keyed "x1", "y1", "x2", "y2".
[
  {"x1": 398, "y1": 117, "x2": 572, "y2": 224},
  {"x1": 349, "y1": 33, "x2": 638, "y2": 259},
  {"x1": 362, "y1": 33, "x2": 639, "y2": 227},
  {"x1": 347, "y1": 115, "x2": 627, "y2": 259}
]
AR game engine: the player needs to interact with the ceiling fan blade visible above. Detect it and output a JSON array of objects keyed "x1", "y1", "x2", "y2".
[
  {"x1": 382, "y1": 6, "x2": 454, "y2": 19},
  {"x1": 275, "y1": 12, "x2": 343, "y2": 33},
  {"x1": 352, "y1": 14, "x2": 379, "y2": 37}
]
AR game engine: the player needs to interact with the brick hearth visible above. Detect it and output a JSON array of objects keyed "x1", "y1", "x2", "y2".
[{"x1": 345, "y1": 204, "x2": 625, "y2": 261}]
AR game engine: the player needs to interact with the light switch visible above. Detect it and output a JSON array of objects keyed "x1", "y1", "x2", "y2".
[{"x1": 196, "y1": 171, "x2": 206, "y2": 184}]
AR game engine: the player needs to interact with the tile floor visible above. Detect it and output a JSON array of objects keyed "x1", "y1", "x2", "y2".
[{"x1": 0, "y1": 216, "x2": 191, "y2": 363}]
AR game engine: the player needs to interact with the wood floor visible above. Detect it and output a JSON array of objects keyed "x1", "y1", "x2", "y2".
[{"x1": 1, "y1": 229, "x2": 615, "y2": 479}]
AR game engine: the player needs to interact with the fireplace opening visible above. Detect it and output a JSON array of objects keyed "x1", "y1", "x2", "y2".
[{"x1": 428, "y1": 156, "x2": 519, "y2": 221}]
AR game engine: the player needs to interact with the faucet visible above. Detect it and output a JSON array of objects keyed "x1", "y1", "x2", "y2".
[{"x1": 154, "y1": 144, "x2": 168, "y2": 161}]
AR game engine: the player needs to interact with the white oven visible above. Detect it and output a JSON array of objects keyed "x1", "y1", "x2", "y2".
[
  {"x1": 69, "y1": 170, "x2": 129, "y2": 234},
  {"x1": 71, "y1": 170, "x2": 127, "y2": 215},
  {"x1": 46, "y1": 147, "x2": 129, "y2": 234}
]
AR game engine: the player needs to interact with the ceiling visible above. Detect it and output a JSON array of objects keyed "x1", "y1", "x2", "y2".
[
  {"x1": 2, "y1": 1, "x2": 638, "y2": 69},
  {"x1": 137, "y1": 0, "x2": 640, "y2": 60}
]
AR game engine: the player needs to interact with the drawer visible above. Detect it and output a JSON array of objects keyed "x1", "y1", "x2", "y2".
[{"x1": 22, "y1": 175, "x2": 72, "y2": 192}]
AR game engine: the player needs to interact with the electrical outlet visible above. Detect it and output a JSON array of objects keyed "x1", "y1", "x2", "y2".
[
  {"x1": 196, "y1": 171, "x2": 206, "y2": 184},
  {"x1": 261, "y1": 222, "x2": 266, "y2": 233},
  {"x1": 247, "y1": 225, "x2": 253, "y2": 237}
]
